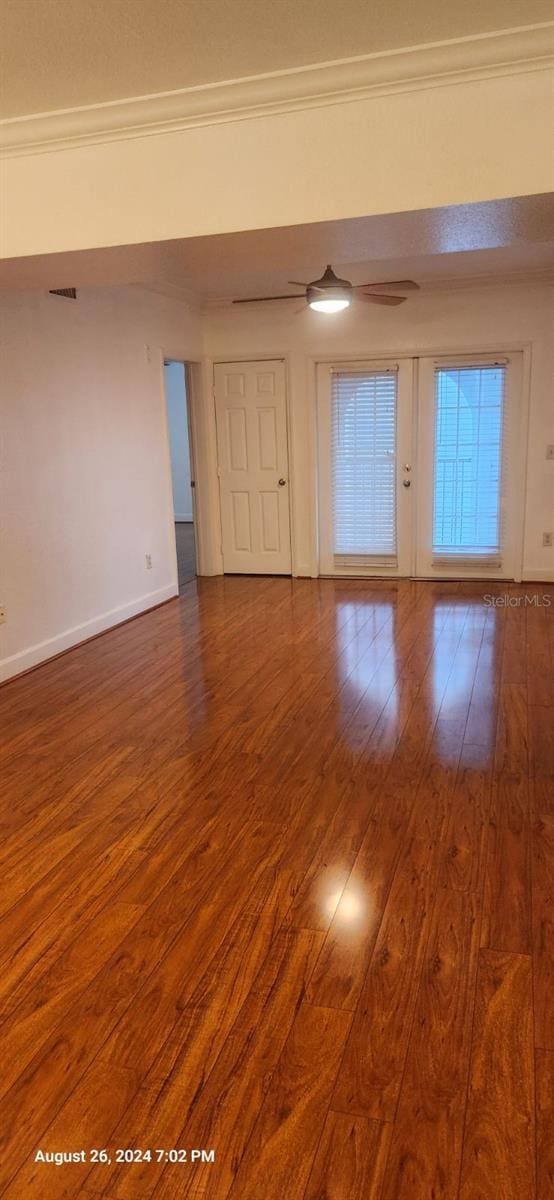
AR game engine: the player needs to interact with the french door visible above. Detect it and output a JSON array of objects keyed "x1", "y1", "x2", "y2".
[
  {"x1": 317, "y1": 360, "x2": 414, "y2": 576},
  {"x1": 317, "y1": 353, "x2": 522, "y2": 579}
]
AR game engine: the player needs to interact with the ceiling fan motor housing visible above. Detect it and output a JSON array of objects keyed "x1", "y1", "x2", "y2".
[{"x1": 307, "y1": 264, "x2": 353, "y2": 306}]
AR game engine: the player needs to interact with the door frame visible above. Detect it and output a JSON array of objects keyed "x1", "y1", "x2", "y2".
[
  {"x1": 311, "y1": 341, "x2": 532, "y2": 581},
  {"x1": 212, "y1": 354, "x2": 294, "y2": 575}
]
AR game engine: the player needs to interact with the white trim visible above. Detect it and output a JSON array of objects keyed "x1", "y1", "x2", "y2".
[
  {"x1": 521, "y1": 571, "x2": 554, "y2": 583},
  {"x1": 0, "y1": 584, "x2": 178, "y2": 683},
  {"x1": 1, "y1": 23, "x2": 552, "y2": 157}
]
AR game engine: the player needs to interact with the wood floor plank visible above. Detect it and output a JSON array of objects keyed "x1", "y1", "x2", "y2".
[
  {"x1": 0, "y1": 899, "x2": 144, "y2": 1101},
  {"x1": 536, "y1": 1048, "x2": 554, "y2": 1200},
  {"x1": 224, "y1": 1004, "x2": 351, "y2": 1200},
  {"x1": 531, "y1": 810, "x2": 554, "y2": 1050},
  {"x1": 494, "y1": 683, "x2": 529, "y2": 776},
  {"x1": 380, "y1": 888, "x2": 480, "y2": 1200},
  {"x1": 481, "y1": 773, "x2": 531, "y2": 953},
  {"x1": 529, "y1": 704, "x2": 554, "y2": 780},
  {"x1": 332, "y1": 830, "x2": 439, "y2": 1121},
  {"x1": 440, "y1": 741, "x2": 492, "y2": 893},
  {"x1": 306, "y1": 671, "x2": 470, "y2": 1012},
  {"x1": 96, "y1": 927, "x2": 324, "y2": 1199},
  {"x1": 458, "y1": 949, "x2": 535, "y2": 1200},
  {"x1": 0, "y1": 819, "x2": 281, "y2": 1188},
  {"x1": 303, "y1": 1112, "x2": 391, "y2": 1200},
  {"x1": 532, "y1": 777, "x2": 554, "y2": 819},
  {"x1": 2, "y1": 1060, "x2": 140, "y2": 1199},
  {"x1": 305, "y1": 812, "x2": 399, "y2": 1011}
]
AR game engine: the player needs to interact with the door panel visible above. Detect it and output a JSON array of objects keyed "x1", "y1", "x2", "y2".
[
  {"x1": 317, "y1": 359, "x2": 414, "y2": 577},
  {"x1": 214, "y1": 360, "x2": 292, "y2": 574},
  {"x1": 415, "y1": 354, "x2": 521, "y2": 579}
]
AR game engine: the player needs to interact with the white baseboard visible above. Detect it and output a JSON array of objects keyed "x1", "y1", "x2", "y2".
[
  {"x1": 174, "y1": 514, "x2": 193, "y2": 523},
  {"x1": 521, "y1": 570, "x2": 554, "y2": 583},
  {"x1": 0, "y1": 583, "x2": 178, "y2": 683}
]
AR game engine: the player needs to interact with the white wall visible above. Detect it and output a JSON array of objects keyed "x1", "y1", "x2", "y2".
[
  {"x1": 0, "y1": 285, "x2": 202, "y2": 680},
  {"x1": 204, "y1": 281, "x2": 554, "y2": 581},
  {"x1": 164, "y1": 361, "x2": 193, "y2": 521}
]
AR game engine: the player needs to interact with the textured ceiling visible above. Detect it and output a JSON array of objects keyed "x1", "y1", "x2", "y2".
[
  {"x1": 1, "y1": 0, "x2": 553, "y2": 117},
  {"x1": 1, "y1": 195, "x2": 553, "y2": 296}
]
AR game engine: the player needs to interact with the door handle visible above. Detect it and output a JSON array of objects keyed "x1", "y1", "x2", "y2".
[
  {"x1": 278, "y1": 478, "x2": 287, "y2": 486},
  {"x1": 403, "y1": 479, "x2": 411, "y2": 488}
]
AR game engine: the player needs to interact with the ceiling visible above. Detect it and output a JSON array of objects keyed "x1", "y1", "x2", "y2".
[
  {"x1": 1, "y1": 195, "x2": 553, "y2": 300},
  {"x1": 1, "y1": 0, "x2": 552, "y2": 118}
]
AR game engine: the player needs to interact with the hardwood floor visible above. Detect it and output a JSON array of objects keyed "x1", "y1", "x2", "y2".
[
  {"x1": 0, "y1": 576, "x2": 552, "y2": 1199},
  {"x1": 174, "y1": 522, "x2": 196, "y2": 589}
]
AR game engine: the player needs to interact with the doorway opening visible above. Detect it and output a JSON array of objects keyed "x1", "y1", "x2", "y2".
[{"x1": 164, "y1": 360, "x2": 197, "y2": 590}]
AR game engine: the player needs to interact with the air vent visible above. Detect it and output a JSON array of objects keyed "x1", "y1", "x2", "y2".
[{"x1": 49, "y1": 288, "x2": 77, "y2": 300}]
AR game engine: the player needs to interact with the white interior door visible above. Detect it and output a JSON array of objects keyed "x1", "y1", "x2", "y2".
[
  {"x1": 214, "y1": 360, "x2": 292, "y2": 574},
  {"x1": 415, "y1": 353, "x2": 522, "y2": 579},
  {"x1": 317, "y1": 359, "x2": 414, "y2": 576}
]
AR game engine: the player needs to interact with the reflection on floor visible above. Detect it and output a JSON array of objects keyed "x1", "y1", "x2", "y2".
[
  {"x1": 175, "y1": 521, "x2": 196, "y2": 588},
  {"x1": 1, "y1": 577, "x2": 553, "y2": 1199}
]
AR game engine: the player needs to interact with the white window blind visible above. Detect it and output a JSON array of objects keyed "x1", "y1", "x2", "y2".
[
  {"x1": 432, "y1": 363, "x2": 507, "y2": 567},
  {"x1": 331, "y1": 368, "x2": 398, "y2": 568}
]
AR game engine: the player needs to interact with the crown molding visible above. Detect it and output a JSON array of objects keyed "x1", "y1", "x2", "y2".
[{"x1": 1, "y1": 22, "x2": 553, "y2": 158}]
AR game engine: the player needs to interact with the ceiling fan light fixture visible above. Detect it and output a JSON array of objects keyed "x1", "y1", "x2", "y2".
[{"x1": 308, "y1": 293, "x2": 351, "y2": 313}]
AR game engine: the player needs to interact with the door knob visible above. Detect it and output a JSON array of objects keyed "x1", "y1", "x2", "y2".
[
  {"x1": 403, "y1": 479, "x2": 411, "y2": 488},
  {"x1": 278, "y1": 478, "x2": 287, "y2": 486}
]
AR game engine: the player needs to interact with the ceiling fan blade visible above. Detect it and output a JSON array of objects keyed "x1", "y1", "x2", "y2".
[
  {"x1": 287, "y1": 279, "x2": 309, "y2": 287},
  {"x1": 354, "y1": 279, "x2": 419, "y2": 291},
  {"x1": 357, "y1": 293, "x2": 406, "y2": 306},
  {"x1": 232, "y1": 293, "x2": 303, "y2": 304}
]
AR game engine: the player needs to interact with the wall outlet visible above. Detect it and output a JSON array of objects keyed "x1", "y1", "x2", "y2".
[
  {"x1": 0, "y1": 604, "x2": 5, "y2": 624},
  {"x1": 145, "y1": 553, "x2": 152, "y2": 569},
  {"x1": 546, "y1": 445, "x2": 554, "y2": 460},
  {"x1": 543, "y1": 533, "x2": 553, "y2": 548}
]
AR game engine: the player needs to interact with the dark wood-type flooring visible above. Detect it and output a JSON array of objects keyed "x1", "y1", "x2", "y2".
[
  {"x1": 175, "y1": 522, "x2": 196, "y2": 589},
  {"x1": 1, "y1": 577, "x2": 553, "y2": 1199}
]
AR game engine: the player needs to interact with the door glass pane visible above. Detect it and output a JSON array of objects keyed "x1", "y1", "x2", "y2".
[
  {"x1": 433, "y1": 365, "x2": 505, "y2": 561},
  {"x1": 331, "y1": 370, "x2": 398, "y2": 563}
]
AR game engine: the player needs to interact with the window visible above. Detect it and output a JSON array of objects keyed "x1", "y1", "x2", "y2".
[
  {"x1": 432, "y1": 364, "x2": 506, "y2": 565},
  {"x1": 331, "y1": 368, "x2": 398, "y2": 567}
]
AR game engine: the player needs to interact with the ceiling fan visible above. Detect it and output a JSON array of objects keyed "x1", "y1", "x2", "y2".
[{"x1": 232, "y1": 264, "x2": 419, "y2": 313}]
